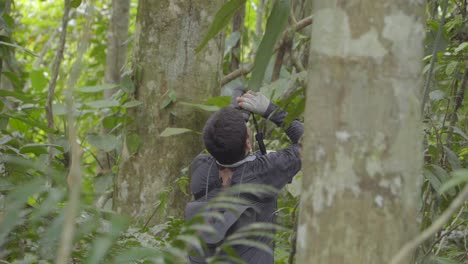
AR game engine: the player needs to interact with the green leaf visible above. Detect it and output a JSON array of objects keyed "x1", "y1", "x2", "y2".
[
  {"x1": 85, "y1": 99, "x2": 120, "y2": 108},
  {"x1": 423, "y1": 168, "x2": 442, "y2": 193},
  {"x1": 126, "y1": 133, "x2": 141, "y2": 155},
  {"x1": 77, "y1": 84, "x2": 119, "y2": 93},
  {"x1": 0, "y1": 40, "x2": 37, "y2": 56},
  {"x1": 120, "y1": 74, "x2": 135, "y2": 93},
  {"x1": 86, "y1": 215, "x2": 128, "y2": 264},
  {"x1": 443, "y1": 146, "x2": 461, "y2": 170},
  {"x1": 205, "y1": 96, "x2": 231, "y2": 107},
  {"x1": 160, "y1": 89, "x2": 177, "y2": 109},
  {"x1": 454, "y1": 42, "x2": 468, "y2": 54},
  {"x1": 445, "y1": 61, "x2": 458, "y2": 75},
  {"x1": 180, "y1": 102, "x2": 219, "y2": 111},
  {"x1": 30, "y1": 69, "x2": 49, "y2": 91},
  {"x1": 160, "y1": 128, "x2": 193, "y2": 137},
  {"x1": 248, "y1": 0, "x2": 290, "y2": 91},
  {"x1": 20, "y1": 144, "x2": 63, "y2": 155},
  {"x1": 71, "y1": 0, "x2": 82, "y2": 8},
  {"x1": 122, "y1": 100, "x2": 143, "y2": 108},
  {"x1": 440, "y1": 169, "x2": 468, "y2": 194},
  {"x1": 88, "y1": 134, "x2": 119, "y2": 152},
  {"x1": 196, "y1": 0, "x2": 247, "y2": 53},
  {"x1": 451, "y1": 126, "x2": 468, "y2": 141},
  {"x1": 102, "y1": 115, "x2": 120, "y2": 130},
  {"x1": 0, "y1": 89, "x2": 35, "y2": 103}
]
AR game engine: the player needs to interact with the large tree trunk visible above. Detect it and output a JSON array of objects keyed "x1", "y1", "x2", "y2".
[
  {"x1": 296, "y1": 1, "x2": 425, "y2": 263},
  {"x1": 114, "y1": 0, "x2": 224, "y2": 224}
]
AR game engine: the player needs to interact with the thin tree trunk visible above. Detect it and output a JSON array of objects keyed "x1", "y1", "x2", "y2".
[
  {"x1": 104, "y1": 0, "x2": 130, "y2": 97},
  {"x1": 115, "y1": 0, "x2": 224, "y2": 224},
  {"x1": 297, "y1": 1, "x2": 425, "y2": 263},
  {"x1": 230, "y1": 4, "x2": 245, "y2": 71},
  {"x1": 97, "y1": 0, "x2": 131, "y2": 178}
]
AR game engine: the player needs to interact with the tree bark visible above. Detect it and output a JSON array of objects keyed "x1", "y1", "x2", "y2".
[
  {"x1": 104, "y1": 0, "x2": 130, "y2": 97},
  {"x1": 297, "y1": 1, "x2": 425, "y2": 263},
  {"x1": 97, "y1": 0, "x2": 131, "y2": 179},
  {"x1": 114, "y1": 0, "x2": 224, "y2": 224}
]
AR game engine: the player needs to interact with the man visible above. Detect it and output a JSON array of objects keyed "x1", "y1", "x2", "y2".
[{"x1": 188, "y1": 90, "x2": 303, "y2": 263}]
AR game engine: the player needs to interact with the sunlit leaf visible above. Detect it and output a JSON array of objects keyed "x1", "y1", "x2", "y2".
[
  {"x1": 248, "y1": 0, "x2": 290, "y2": 91},
  {"x1": 30, "y1": 69, "x2": 49, "y2": 91},
  {"x1": 160, "y1": 128, "x2": 193, "y2": 137},
  {"x1": 205, "y1": 96, "x2": 231, "y2": 107},
  {"x1": 196, "y1": 0, "x2": 247, "y2": 53},
  {"x1": 454, "y1": 42, "x2": 468, "y2": 54},
  {"x1": 180, "y1": 102, "x2": 219, "y2": 112}
]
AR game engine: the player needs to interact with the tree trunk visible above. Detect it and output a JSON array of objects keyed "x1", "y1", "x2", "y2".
[
  {"x1": 96, "y1": 0, "x2": 131, "y2": 179},
  {"x1": 296, "y1": 1, "x2": 425, "y2": 263},
  {"x1": 104, "y1": 0, "x2": 130, "y2": 97},
  {"x1": 114, "y1": 0, "x2": 224, "y2": 224}
]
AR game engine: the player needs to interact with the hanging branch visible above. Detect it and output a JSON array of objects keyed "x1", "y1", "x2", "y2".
[
  {"x1": 55, "y1": 2, "x2": 94, "y2": 264},
  {"x1": 389, "y1": 184, "x2": 468, "y2": 264},
  {"x1": 421, "y1": 0, "x2": 449, "y2": 115},
  {"x1": 45, "y1": 0, "x2": 71, "y2": 171}
]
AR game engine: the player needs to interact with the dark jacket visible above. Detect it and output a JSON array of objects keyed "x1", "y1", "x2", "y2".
[{"x1": 188, "y1": 104, "x2": 303, "y2": 264}]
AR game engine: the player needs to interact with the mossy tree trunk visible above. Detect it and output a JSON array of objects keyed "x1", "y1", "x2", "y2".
[
  {"x1": 115, "y1": 0, "x2": 224, "y2": 224},
  {"x1": 297, "y1": 1, "x2": 425, "y2": 263}
]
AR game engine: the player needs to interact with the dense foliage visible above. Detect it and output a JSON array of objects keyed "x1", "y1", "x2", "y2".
[{"x1": 0, "y1": 0, "x2": 466, "y2": 263}]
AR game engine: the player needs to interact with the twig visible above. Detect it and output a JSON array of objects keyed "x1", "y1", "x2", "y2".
[
  {"x1": 390, "y1": 185, "x2": 468, "y2": 264},
  {"x1": 55, "y1": 2, "x2": 94, "y2": 264},
  {"x1": 421, "y1": 0, "x2": 449, "y2": 115},
  {"x1": 45, "y1": 0, "x2": 71, "y2": 174},
  {"x1": 220, "y1": 64, "x2": 253, "y2": 86}
]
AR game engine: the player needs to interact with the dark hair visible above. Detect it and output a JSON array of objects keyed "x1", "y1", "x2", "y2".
[{"x1": 202, "y1": 107, "x2": 247, "y2": 165}]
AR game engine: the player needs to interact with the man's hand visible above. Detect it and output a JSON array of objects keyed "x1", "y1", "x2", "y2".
[{"x1": 236, "y1": 91, "x2": 270, "y2": 115}]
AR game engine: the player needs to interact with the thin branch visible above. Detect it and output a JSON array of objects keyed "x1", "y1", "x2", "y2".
[
  {"x1": 421, "y1": 0, "x2": 449, "y2": 115},
  {"x1": 294, "y1": 15, "x2": 313, "y2": 32},
  {"x1": 45, "y1": 0, "x2": 71, "y2": 172},
  {"x1": 55, "y1": 2, "x2": 94, "y2": 264},
  {"x1": 220, "y1": 64, "x2": 253, "y2": 86},
  {"x1": 390, "y1": 185, "x2": 468, "y2": 264}
]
